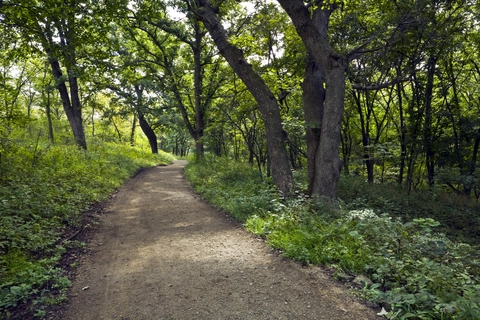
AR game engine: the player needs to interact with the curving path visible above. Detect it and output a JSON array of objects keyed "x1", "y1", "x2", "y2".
[{"x1": 61, "y1": 160, "x2": 381, "y2": 320}]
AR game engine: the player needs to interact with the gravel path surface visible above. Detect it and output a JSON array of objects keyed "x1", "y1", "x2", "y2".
[{"x1": 61, "y1": 160, "x2": 381, "y2": 320}]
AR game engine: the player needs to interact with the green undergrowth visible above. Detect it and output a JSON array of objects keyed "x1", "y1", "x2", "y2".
[
  {"x1": 185, "y1": 158, "x2": 480, "y2": 320},
  {"x1": 0, "y1": 137, "x2": 174, "y2": 318},
  {"x1": 184, "y1": 157, "x2": 278, "y2": 222},
  {"x1": 338, "y1": 176, "x2": 480, "y2": 245}
]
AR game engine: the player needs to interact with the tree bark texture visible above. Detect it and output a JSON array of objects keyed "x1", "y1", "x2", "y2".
[
  {"x1": 135, "y1": 84, "x2": 158, "y2": 154},
  {"x1": 39, "y1": 16, "x2": 86, "y2": 149},
  {"x1": 138, "y1": 114, "x2": 159, "y2": 154},
  {"x1": 189, "y1": 0, "x2": 294, "y2": 196},
  {"x1": 193, "y1": 20, "x2": 205, "y2": 156},
  {"x1": 302, "y1": 56, "x2": 324, "y2": 194},
  {"x1": 47, "y1": 56, "x2": 86, "y2": 149},
  {"x1": 278, "y1": 0, "x2": 348, "y2": 199},
  {"x1": 424, "y1": 56, "x2": 437, "y2": 187},
  {"x1": 311, "y1": 66, "x2": 346, "y2": 199}
]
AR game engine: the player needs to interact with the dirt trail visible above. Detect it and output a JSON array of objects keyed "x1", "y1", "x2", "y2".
[{"x1": 61, "y1": 160, "x2": 381, "y2": 320}]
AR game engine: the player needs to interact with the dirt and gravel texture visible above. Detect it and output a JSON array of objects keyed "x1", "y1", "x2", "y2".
[{"x1": 59, "y1": 160, "x2": 382, "y2": 320}]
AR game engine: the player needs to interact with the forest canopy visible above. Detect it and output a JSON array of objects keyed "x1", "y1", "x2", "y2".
[{"x1": 1, "y1": 0, "x2": 479, "y2": 199}]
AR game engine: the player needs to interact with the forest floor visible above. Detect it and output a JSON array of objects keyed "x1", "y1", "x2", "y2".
[{"x1": 52, "y1": 160, "x2": 382, "y2": 320}]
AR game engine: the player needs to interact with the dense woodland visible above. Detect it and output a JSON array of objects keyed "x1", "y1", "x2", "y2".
[{"x1": 1, "y1": 0, "x2": 480, "y2": 319}]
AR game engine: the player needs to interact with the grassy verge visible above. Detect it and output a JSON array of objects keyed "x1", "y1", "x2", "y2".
[
  {"x1": 185, "y1": 159, "x2": 480, "y2": 320},
  {"x1": 0, "y1": 139, "x2": 174, "y2": 318}
]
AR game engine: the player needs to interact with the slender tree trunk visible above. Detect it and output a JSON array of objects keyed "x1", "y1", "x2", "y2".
[
  {"x1": 353, "y1": 90, "x2": 375, "y2": 183},
  {"x1": 397, "y1": 70, "x2": 406, "y2": 185},
  {"x1": 45, "y1": 90, "x2": 55, "y2": 143},
  {"x1": 130, "y1": 113, "x2": 137, "y2": 146},
  {"x1": 424, "y1": 56, "x2": 437, "y2": 187},
  {"x1": 193, "y1": 20, "x2": 205, "y2": 157},
  {"x1": 110, "y1": 116, "x2": 122, "y2": 141},
  {"x1": 465, "y1": 131, "x2": 480, "y2": 196},
  {"x1": 91, "y1": 105, "x2": 95, "y2": 137},
  {"x1": 190, "y1": 0, "x2": 293, "y2": 196}
]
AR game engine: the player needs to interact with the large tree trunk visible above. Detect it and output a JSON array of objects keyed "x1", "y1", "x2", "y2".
[
  {"x1": 302, "y1": 55, "x2": 325, "y2": 194},
  {"x1": 278, "y1": 0, "x2": 348, "y2": 200},
  {"x1": 189, "y1": 0, "x2": 294, "y2": 196},
  {"x1": 311, "y1": 65, "x2": 346, "y2": 199}
]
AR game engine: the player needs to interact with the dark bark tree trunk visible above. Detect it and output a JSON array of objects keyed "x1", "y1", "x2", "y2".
[
  {"x1": 45, "y1": 90, "x2": 55, "y2": 143},
  {"x1": 353, "y1": 90, "x2": 375, "y2": 183},
  {"x1": 41, "y1": 68, "x2": 55, "y2": 143},
  {"x1": 130, "y1": 113, "x2": 137, "y2": 146},
  {"x1": 47, "y1": 56, "x2": 86, "y2": 149},
  {"x1": 146, "y1": 15, "x2": 211, "y2": 158},
  {"x1": 188, "y1": 0, "x2": 294, "y2": 196},
  {"x1": 278, "y1": 0, "x2": 348, "y2": 200},
  {"x1": 139, "y1": 114, "x2": 158, "y2": 154},
  {"x1": 192, "y1": 20, "x2": 205, "y2": 157},
  {"x1": 424, "y1": 56, "x2": 437, "y2": 187},
  {"x1": 396, "y1": 65, "x2": 407, "y2": 185},
  {"x1": 406, "y1": 71, "x2": 424, "y2": 195},
  {"x1": 466, "y1": 131, "x2": 480, "y2": 196},
  {"x1": 38, "y1": 16, "x2": 86, "y2": 149},
  {"x1": 302, "y1": 55, "x2": 325, "y2": 194},
  {"x1": 134, "y1": 84, "x2": 158, "y2": 154}
]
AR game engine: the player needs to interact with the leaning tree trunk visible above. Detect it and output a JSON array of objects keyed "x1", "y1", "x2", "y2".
[
  {"x1": 189, "y1": 0, "x2": 294, "y2": 196},
  {"x1": 135, "y1": 84, "x2": 158, "y2": 154},
  {"x1": 138, "y1": 114, "x2": 158, "y2": 154},
  {"x1": 48, "y1": 56, "x2": 86, "y2": 149}
]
